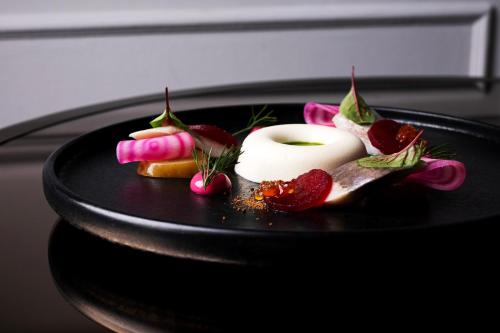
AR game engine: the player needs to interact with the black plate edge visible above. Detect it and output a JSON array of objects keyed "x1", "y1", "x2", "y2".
[{"x1": 375, "y1": 106, "x2": 500, "y2": 143}]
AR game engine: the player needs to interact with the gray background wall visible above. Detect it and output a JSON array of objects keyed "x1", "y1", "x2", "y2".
[{"x1": 1, "y1": 0, "x2": 499, "y2": 129}]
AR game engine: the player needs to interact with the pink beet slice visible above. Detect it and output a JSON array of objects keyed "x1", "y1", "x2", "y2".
[
  {"x1": 404, "y1": 158, "x2": 466, "y2": 191},
  {"x1": 189, "y1": 124, "x2": 238, "y2": 147},
  {"x1": 303, "y1": 102, "x2": 339, "y2": 126},
  {"x1": 264, "y1": 169, "x2": 333, "y2": 212},
  {"x1": 116, "y1": 131, "x2": 194, "y2": 164}
]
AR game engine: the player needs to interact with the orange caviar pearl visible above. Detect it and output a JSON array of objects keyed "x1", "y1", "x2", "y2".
[{"x1": 254, "y1": 193, "x2": 264, "y2": 201}]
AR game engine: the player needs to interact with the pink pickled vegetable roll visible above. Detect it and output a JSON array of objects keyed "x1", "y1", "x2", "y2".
[
  {"x1": 303, "y1": 102, "x2": 339, "y2": 127},
  {"x1": 404, "y1": 158, "x2": 466, "y2": 191},
  {"x1": 116, "y1": 131, "x2": 194, "y2": 164}
]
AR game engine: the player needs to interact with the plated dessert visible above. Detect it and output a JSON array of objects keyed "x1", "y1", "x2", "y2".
[{"x1": 116, "y1": 70, "x2": 466, "y2": 213}]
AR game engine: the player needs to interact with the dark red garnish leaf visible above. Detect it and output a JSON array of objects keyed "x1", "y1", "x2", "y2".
[
  {"x1": 189, "y1": 124, "x2": 238, "y2": 147},
  {"x1": 264, "y1": 169, "x2": 333, "y2": 212}
]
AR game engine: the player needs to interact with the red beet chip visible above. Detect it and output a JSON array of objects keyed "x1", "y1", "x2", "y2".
[
  {"x1": 367, "y1": 119, "x2": 402, "y2": 154},
  {"x1": 189, "y1": 124, "x2": 238, "y2": 147},
  {"x1": 264, "y1": 169, "x2": 333, "y2": 212}
]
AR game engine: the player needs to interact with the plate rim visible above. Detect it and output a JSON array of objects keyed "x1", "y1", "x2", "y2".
[
  {"x1": 43, "y1": 104, "x2": 500, "y2": 234},
  {"x1": 42, "y1": 104, "x2": 500, "y2": 263}
]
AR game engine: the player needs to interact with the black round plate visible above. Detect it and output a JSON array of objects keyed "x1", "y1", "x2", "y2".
[{"x1": 43, "y1": 104, "x2": 500, "y2": 264}]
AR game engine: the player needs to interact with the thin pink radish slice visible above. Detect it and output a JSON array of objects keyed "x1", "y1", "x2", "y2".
[
  {"x1": 303, "y1": 102, "x2": 339, "y2": 127},
  {"x1": 404, "y1": 157, "x2": 466, "y2": 191},
  {"x1": 116, "y1": 131, "x2": 194, "y2": 164}
]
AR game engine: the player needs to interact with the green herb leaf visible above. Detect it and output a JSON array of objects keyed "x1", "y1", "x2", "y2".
[
  {"x1": 149, "y1": 110, "x2": 167, "y2": 128},
  {"x1": 193, "y1": 146, "x2": 242, "y2": 189},
  {"x1": 424, "y1": 143, "x2": 456, "y2": 160},
  {"x1": 149, "y1": 87, "x2": 189, "y2": 130},
  {"x1": 233, "y1": 105, "x2": 277, "y2": 136},
  {"x1": 149, "y1": 109, "x2": 188, "y2": 131},
  {"x1": 339, "y1": 67, "x2": 376, "y2": 125},
  {"x1": 357, "y1": 133, "x2": 425, "y2": 169},
  {"x1": 357, "y1": 143, "x2": 424, "y2": 169},
  {"x1": 168, "y1": 111, "x2": 188, "y2": 131}
]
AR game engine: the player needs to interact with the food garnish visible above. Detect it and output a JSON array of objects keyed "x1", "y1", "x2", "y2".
[
  {"x1": 150, "y1": 110, "x2": 187, "y2": 131},
  {"x1": 149, "y1": 87, "x2": 188, "y2": 130},
  {"x1": 232, "y1": 194, "x2": 267, "y2": 211},
  {"x1": 190, "y1": 171, "x2": 232, "y2": 195},
  {"x1": 115, "y1": 72, "x2": 467, "y2": 214},
  {"x1": 303, "y1": 102, "x2": 338, "y2": 127},
  {"x1": 403, "y1": 157, "x2": 465, "y2": 191},
  {"x1": 261, "y1": 169, "x2": 333, "y2": 212},
  {"x1": 137, "y1": 150, "x2": 204, "y2": 178},
  {"x1": 295, "y1": 68, "x2": 466, "y2": 211},
  {"x1": 129, "y1": 126, "x2": 184, "y2": 140},
  {"x1": 357, "y1": 131, "x2": 425, "y2": 169},
  {"x1": 116, "y1": 131, "x2": 194, "y2": 164},
  {"x1": 283, "y1": 141, "x2": 323, "y2": 146},
  {"x1": 191, "y1": 146, "x2": 241, "y2": 194},
  {"x1": 232, "y1": 105, "x2": 277, "y2": 136},
  {"x1": 368, "y1": 119, "x2": 427, "y2": 155},
  {"x1": 189, "y1": 124, "x2": 237, "y2": 147},
  {"x1": 234, "y1": 124, "x2": 365, "y2": 183},
  {"x1": 339, "y1": 67, "x2": 376, "y2": 125},
  {"x1": 423, "y1": 143, "x2": 456, "y2": 160},
  {"x1": 189, "y1": 124, "x2": 238, "y2": 157}
]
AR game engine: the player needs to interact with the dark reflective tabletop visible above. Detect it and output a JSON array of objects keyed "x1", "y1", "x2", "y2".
[{"x1": 2, "y1": 81, "x2": 500, "y2": 332}]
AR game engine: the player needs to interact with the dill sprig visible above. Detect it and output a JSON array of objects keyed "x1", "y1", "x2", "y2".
[
  {"x1": 192, "y1": 147, "x2": 242, "y2": 189},
  {"x1": 424, "y1": 143, "x2": 456, "y2": 160},
  {"x1": 233, "y1": 105, "x2": 277, "y2": 136}
]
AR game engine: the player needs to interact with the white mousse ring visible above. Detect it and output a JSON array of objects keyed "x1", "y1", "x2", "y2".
[{"x1": 235, "y1": 124, "x2": 367, "y2": 183}]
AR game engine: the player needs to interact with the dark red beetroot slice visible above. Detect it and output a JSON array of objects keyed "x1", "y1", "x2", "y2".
[
  {"x1": 189, "y1": 124, "x2": 238, "y2": 147},
  {"x1": 367, "y1": 119, "x2": 402, "y2": 154},
  {"x1": 264, "y1": 169, "x2": 333, "y2": 212}
]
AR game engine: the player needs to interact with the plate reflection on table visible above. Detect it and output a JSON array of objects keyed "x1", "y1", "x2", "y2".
[
  {"x1": 49, "y1": 218, "x2": 500, "y2": 332},
  {"x1": 50, "y1": 221, "x2": 368, "y2": 332}
]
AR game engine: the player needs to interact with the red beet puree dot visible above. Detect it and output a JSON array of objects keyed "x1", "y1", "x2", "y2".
[{"x1": 264, "y1": 169, "x2": 333, "y2": 212}]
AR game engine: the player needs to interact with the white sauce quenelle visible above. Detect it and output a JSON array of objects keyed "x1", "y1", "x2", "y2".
[{"x1": 235, "y1": 124, "x2": 366, "y2": 183}]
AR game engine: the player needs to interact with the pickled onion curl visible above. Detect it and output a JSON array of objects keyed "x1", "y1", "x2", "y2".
[
  {"x1": 303, "y1": 102, "x2": 339, "y2": 127},
  {"x1": 404, "y1": 158, "x2": 466, "y2": 191}
]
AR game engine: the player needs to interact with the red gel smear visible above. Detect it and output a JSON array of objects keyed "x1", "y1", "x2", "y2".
[{"x1": 264, "y1": 169, "x2": 333, "y2": 212}]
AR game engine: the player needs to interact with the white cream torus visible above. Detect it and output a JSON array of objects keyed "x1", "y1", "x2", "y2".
[{"x1": 235, "y1": 124, "x2": 367, "y2": 183}]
